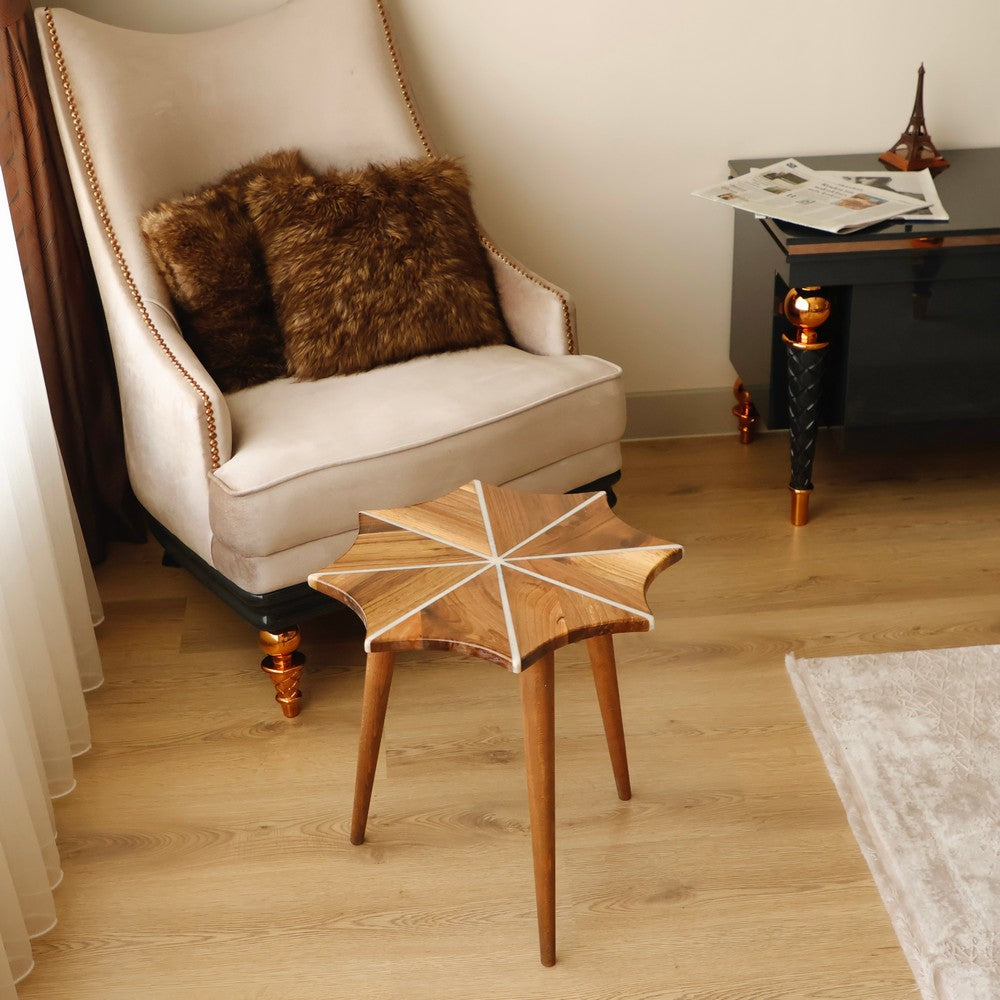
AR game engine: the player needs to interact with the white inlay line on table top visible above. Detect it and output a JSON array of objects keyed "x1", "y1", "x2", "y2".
[
  {"x1": 508, "y1": 543, "x2": 683, "y2": 563},
  {"x1": 474, "y1": 480, "x2": 521, "y2": 671},
  {"x1": 310, "y1": 559, "x2": 486, "y2": 579},
  {"x1": 500, "y1": 490, "x2": 607, "y2": 559},
  {"x1": 494, "y1": 565, "x2": 521, "y2": 672},
  {"x1": 363, "y1": 563, "x2": 492, "y2": 651},
  {"x1": 473, "y1": 480, "x2": 499, "y2": 558},
  {"x1": 505, "y1": 561, "x2": 654, "y2": 627}
]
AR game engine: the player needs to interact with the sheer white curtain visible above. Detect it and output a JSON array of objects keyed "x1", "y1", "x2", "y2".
[{"x1": 1, "y1": 170, "x2": 104, "y2": 995}]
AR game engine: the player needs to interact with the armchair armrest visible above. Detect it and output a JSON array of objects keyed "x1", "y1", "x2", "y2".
[
  {"x1": 114, "y1": 299, "x2": 232, "y2": 564},
  {"x1": 146, "y1": 300, "x2": 233, "y2": 467},
  {"x1": 480, "y1": 233, "x2": 577, "y2": 356}
]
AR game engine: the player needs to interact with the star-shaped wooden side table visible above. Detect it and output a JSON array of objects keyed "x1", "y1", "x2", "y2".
[{"x1": 309, "y1": 480, "x2": 681, "y2": 966}]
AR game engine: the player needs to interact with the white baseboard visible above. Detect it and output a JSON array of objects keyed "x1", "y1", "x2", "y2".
[{"x1": 624, "y1": 387, "x2": 739, "y2": 440}]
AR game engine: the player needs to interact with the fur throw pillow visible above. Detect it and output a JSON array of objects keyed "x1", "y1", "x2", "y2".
[
  {"x1": 243, "y1": 156, "x2": 508, "y2": 381},
  {"x1": 139, "y1": 149, "x2": 310, "y2": 393}
]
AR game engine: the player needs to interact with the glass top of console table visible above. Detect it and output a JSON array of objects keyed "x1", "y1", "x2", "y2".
[{"x1": 728, "y1": 147, "x2": 1000, "y2": 247}]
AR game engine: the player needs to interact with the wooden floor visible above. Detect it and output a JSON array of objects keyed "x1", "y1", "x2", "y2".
[{"x1": 20, "y1": 432, "x2": 1000, "y2": 999}]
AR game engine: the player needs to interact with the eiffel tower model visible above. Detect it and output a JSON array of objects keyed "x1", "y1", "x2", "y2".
[{"x1": 880, "y1": 64, "x2": 949, "y2": 171}]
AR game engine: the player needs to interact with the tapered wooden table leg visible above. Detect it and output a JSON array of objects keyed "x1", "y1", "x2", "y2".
[
  {"x1": 586, "y1": 633, "x2": 631, "y2": 801},
  {"x1": 520, "y1": 652, "x2": 556, "y2": 966},
  {"x1": 351, "y1": 650, "x2": 395, "y2": 846}
]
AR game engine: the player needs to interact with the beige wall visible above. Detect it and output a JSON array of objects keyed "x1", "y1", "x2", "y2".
[{"x1": 37, "y1": 0, "x2": 1000, "y2": 426}]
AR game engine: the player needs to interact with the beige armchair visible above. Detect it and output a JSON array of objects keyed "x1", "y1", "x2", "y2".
[{"x1": 37, "y1": 0, "x2": 625, "y2": 716}]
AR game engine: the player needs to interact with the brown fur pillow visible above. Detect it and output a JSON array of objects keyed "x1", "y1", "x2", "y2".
[
  {"x1": 243, "y1": 156, "x2": 508, "y2": 381},
  {"x1": 140, "y1": 149, "x2": 310, "y2": 392}
]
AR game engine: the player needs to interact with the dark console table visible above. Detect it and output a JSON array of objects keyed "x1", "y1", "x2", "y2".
[{"x1": 728, "y1": 147, "x2": 1000, "y2": 524}]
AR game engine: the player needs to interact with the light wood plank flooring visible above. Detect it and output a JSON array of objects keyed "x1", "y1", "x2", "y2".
[{"x1": 20, "y1": 432, "x2": 1000, "y2": 999}]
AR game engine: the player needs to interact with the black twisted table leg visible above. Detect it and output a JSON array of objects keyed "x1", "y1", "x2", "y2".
[
  {"x1": 782, "y1": 286, "x2": 831, "y2": 525},
  {"x1": 785, "y1": 341, "x2": 828, "y2": 524}
]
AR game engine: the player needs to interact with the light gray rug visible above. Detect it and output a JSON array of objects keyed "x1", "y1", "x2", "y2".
[{"x1": 787, "y1": 646, "x2": 1000, "y2": 1000}]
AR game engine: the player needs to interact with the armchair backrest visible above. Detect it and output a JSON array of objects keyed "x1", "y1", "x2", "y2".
[
  {"x1": 42, "y1": 0, "x2": 429, "y2": 249},
  {"x1": 36, "y1": 0, "x2": 431, "y2": 563}
]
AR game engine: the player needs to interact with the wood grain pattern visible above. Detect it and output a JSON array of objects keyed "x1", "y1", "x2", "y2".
[
  {"x1": 351, "y1": 650, "x2": 395, "y2": 845},
  {"x1": 324, "y1": 514, "x2": 485, "y2": 569},
  {"x1": 366, "y1": 484, "x2": 493, "y2": 556},
  {"x1": 478, "y1": 481, "x2": 585, "y2": 555},
  {"x1": 507, "y1": 546, "x2": 674, "y2": 613},
  {"x1": 21, "y1": 432, "x2": 1000, "y2": 998},
  {"x1": 587, "y1": 633, "x2": 632, "y2": 801},
  {"x1": 520, "y1": 652, "x2": 556, "y2": 967},
  {"x1": 509, "y1": 497, "x2": 666, "y2": 558},
  {"x1": 309, "y1": 480, "x2": 681, "y2": 672},
  {"x1": 311, "y1": 563, "x2": 486, "y2": 638}
]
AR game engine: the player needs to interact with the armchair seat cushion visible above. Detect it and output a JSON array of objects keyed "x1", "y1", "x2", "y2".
[{"x1": 209, "y1": 345, "x2": 624, "y2": 592}]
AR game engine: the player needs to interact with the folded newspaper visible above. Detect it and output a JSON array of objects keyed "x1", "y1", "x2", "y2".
[{"x1": 693, "y1": 158, "x2": 947, "y2": 234}]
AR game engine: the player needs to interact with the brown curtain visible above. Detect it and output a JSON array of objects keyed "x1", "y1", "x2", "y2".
[{"x1": 1, "y1": 0, "x2": 145, "y2": 563}]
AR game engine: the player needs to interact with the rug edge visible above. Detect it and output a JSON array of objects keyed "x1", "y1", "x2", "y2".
[{"x1": 785, "y1": 651, "x2": 937, "y2": 1000}]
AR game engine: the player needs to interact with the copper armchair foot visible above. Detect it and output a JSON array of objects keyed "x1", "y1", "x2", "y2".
[
  {"x1": 259, "y1": 627, "x2": 305, "y2": 718},
  {"x1": 732, "y1": 379, "x2": 758, "y2": 444}
]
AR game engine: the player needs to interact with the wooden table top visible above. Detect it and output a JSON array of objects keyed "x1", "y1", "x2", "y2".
[{"x1": 308, "y1": 480, "x2": 682, "y2": 672}]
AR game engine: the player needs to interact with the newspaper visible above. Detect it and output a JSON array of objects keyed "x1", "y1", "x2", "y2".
[
  {"x1": 828, "y1": 168, "x2": 948, "y2": 222},
  {"x1": 692, "y1": 158, "x2": 934, "y2": 234}
]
